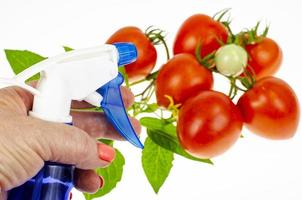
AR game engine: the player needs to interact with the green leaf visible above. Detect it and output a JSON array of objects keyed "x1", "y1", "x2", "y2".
[
  {"x1": 140, "y1": 117, "x2": 176, "y2": 136},
  {"x1": 147, "y1": 129, "x2": 213, "y2": 164},
  {"x1": 142, "y1": 137, "x2": 174, "y2": 193},
  {"x1": 5, "y1": 50, "x2": 46, "y2": 81},
  {"x1": 84, "y1": 149, "x2": 125, "y2": 199},
  {"x1": 98, "y1": 139, "x2": 114, "y2": 146},
  {"x1": 141, "y1": 103, "x2": 159, "y2": 113},
  {"x1": 63, "y1": 46, "x2": 74, "y2": 52}
]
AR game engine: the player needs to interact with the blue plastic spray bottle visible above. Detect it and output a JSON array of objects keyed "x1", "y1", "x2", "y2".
[{"x1": 0, "y1": 43, "x2": 143, "y2": 200}]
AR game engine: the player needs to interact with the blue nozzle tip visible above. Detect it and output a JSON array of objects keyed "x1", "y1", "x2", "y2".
[{"x1": 113, "y1": 42, "x2": 137, "y2": 66}]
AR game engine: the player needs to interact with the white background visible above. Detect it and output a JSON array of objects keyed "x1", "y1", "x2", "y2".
[{"x1": 0, "y1": 0, "x2": 302, "y2": 200}]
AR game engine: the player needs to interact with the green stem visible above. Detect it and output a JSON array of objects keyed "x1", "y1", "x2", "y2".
[
  {"x1": 147, "y1": 71, "x2": 159, "y2": 80},
  {"x1": 130, "y1": 70, "x2": 157, "y2": 87},
  {"x1": 142, "y1": 80, "x2": 155, "y2": 97},
  {"x1": 228, "y1": 82, "x2": 234, "y2": 98},
  {"x1": 145, "y1": 26, "x2": 170, "y2": 61},
  {"x1": 119, "y1": 66, "x2": 130, "y2": 88},
  {"x1": 129, "y1": 78, "x2": 148, "y2": 86},
  {"x1": 201, "y1": 52, "x2": 216, "y2": 67},
  {"x1": 234, "y1": 85, "x2": 247, "y2": 92},
  {"x1": 228, "y1": 77, "x2": 236, "y2": 99},
  {"x1": 161, "y1": 37, "x2": 170, "y2": 61},
  {"x1": 143, "y1": 84, "x2": 154, "y2": 100},
  {"x1": 230, "y1": 86, "x2": 238, "y2": 100}
]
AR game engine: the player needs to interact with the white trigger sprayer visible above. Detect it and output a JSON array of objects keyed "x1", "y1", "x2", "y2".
[{"x1": 1, "y1": 43, "x2": 143, "y2": 200}]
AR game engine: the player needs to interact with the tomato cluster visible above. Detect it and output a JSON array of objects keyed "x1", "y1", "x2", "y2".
[{"x1": 106, "y1": 10, "x2": 300, "y2": 159}]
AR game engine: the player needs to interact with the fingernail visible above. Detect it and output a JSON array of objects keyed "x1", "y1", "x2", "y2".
[
  {"x1": 97, "y1": 143, "x2": 115, "y2": 162},
  {"x1": 99, "y1": 176, "x2": 104, "y2": 189}
]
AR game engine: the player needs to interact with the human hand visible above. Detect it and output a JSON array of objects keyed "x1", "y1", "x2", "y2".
[{"x1": 0, "y1": 85, "x2": 140, "y2": 199}]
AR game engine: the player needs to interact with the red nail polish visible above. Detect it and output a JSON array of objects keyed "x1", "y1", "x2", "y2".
[
  {"x1": 99, "y1": 176, "x2": 104, "y2": 189},
  {"x1": 97, "y1": 143, "x2": 115, "y2": 162}
]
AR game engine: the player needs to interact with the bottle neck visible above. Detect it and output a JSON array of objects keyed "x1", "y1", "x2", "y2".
[{"x1": 30, "y1": 95, "x2": 72, "y2": 123}]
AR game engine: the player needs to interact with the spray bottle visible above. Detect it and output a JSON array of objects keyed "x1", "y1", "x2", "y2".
[{"x1": 0, "y1": 42, "x2": 143, "y2": 200}]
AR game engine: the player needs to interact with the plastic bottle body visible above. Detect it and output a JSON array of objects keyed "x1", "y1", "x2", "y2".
[
  {"x1": 8, "y1": 162, "x2": 74, "y2": 200},
  {"x1": 4, "y1": 42, "x2": 140, "y2": 200}
]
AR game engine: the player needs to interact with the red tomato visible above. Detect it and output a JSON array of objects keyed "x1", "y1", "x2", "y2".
[
  {"x1": 245, "y1": 37, "x2": 282, "y2": 79},
  {"x1": 106, "y1": 26, "x2": 157, "y2": 82},
  {"x1": 237, "y1": 77, "x2": 300, "y2": 139},
  {"x1": 173, "y1": 14, "x2": 228, "y2": 58},
  {"x1": 177, "y1": 91, "x2": 242, "y2": 158},
  {"x1": 155, "y1": 54, "x2": 213, "y2": 107}
]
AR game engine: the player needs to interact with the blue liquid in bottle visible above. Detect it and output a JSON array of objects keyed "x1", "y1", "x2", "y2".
[{"x1": 8, "y1": 162, "x2": 74, "y2": 200}]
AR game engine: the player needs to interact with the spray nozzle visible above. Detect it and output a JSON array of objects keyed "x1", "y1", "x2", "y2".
[
  {"x1": 96, "y1": 43, "x2": 143, "y2": 148},
  {"x1": 0, "y1": 43, "x2": 143, "y2": 148}
]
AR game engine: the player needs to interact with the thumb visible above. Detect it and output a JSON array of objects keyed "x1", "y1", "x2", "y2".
[{"x1": 30, "y1": 117, "x2": 116, "y2": 169}]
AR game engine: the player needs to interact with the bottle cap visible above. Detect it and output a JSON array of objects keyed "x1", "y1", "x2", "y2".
[{"x1": 113, "y1": 42, "x2": 137, "y2": 66}]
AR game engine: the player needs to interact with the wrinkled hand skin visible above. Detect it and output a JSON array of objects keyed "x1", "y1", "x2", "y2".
[{"x1": 0, "y1": 86, "x2": 141, "y2": 199}]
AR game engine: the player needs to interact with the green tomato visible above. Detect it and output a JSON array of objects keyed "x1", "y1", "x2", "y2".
[{"x1": 215, "y1": 44, "x2": 248, "y2": 77}]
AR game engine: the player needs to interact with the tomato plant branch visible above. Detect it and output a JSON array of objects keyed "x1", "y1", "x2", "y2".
[{"x1": 129, "y1": 78, "x2": 148, "y2": 86}]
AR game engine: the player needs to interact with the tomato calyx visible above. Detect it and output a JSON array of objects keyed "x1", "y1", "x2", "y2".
[
  {"x1": 213, "y1": 8, "x2": 235, "y2": 45},
  {"x1": 213, "y1": 8, "x2": 232, "y2": 22},
  {"x1": 128, "y1": 27, "x2": 170, "y2": 87},
  {"x1": 145, "y1": 26, "x2": 170, "y2": 60},
  {"x1": 233, "y1": 21, "x2": 270, "y2": 46}
]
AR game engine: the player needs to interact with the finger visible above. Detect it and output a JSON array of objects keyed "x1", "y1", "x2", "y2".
[
  {"x1": 74, "y1": 169, "x2": 103, "y2": 194},
  {"x1": 0, "y1": 82, "x2": 36, "y2": 115},
  {"x1": 120, "y1": 86, "x2": 135, "y2": 108},
  {"x1": 71, "y1": 111, "x2": 141, "y2": 140},
  {"x1": 28, "y1": 117, "x2": 116, "y2": 169},
  {"x1": 71, "y1": 86, "x2": 135, "y2": 109},
  {"x1": 14, "y1": 82, "x2": 37, "y2": 113},
  {"x1": 71, "y1": 101, "x2": 94, "y2": 109},
  {"x1": 0, "y1": 191, "x2": 7, "y2": 200},
  {"x1": 0, "y1": 86, "x2": 33, "y2": 115}
]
